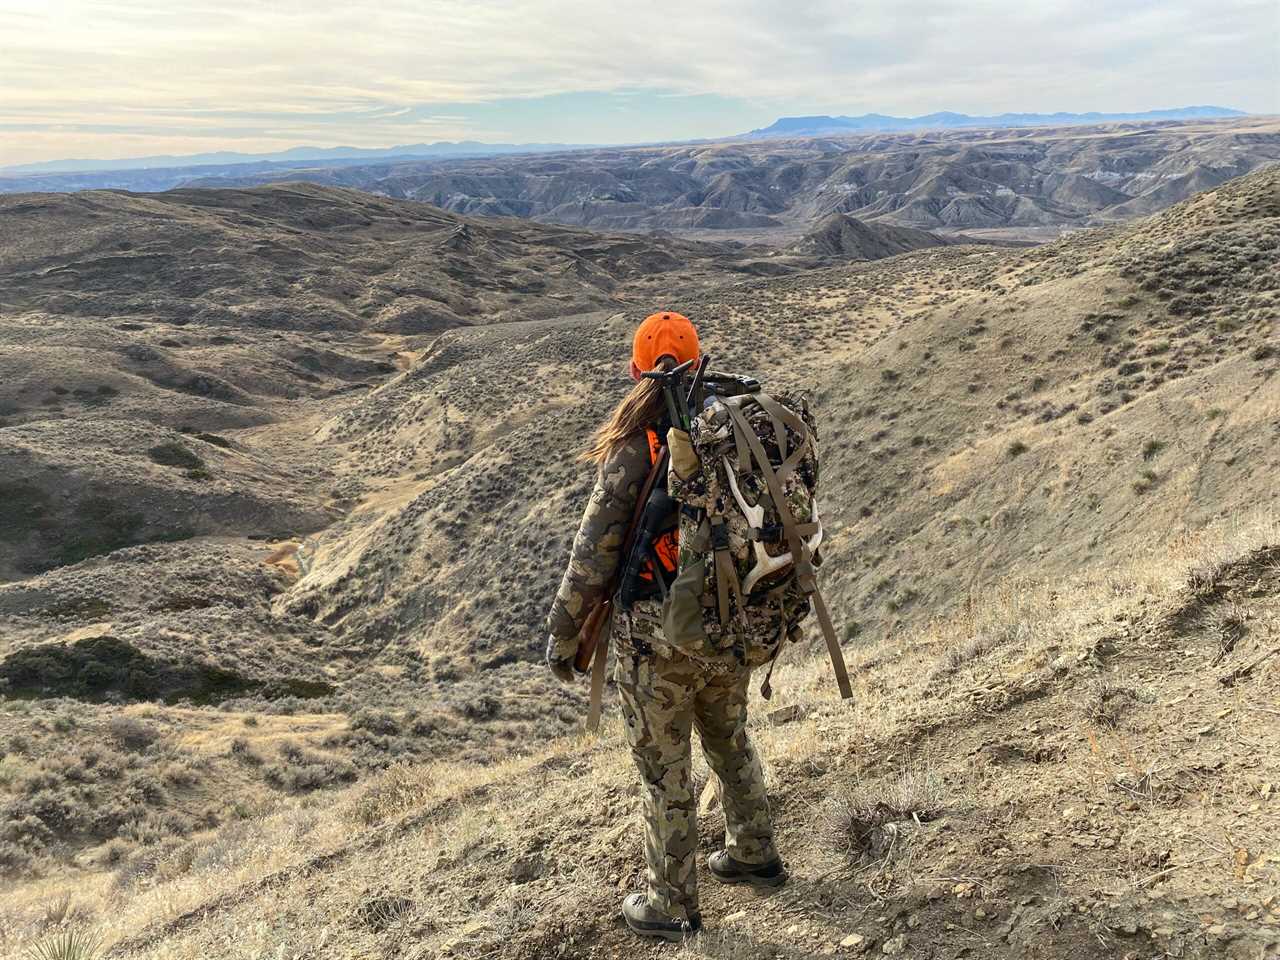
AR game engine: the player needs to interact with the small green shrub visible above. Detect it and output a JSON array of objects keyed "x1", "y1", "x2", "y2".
[
  {"x1": 0, "y1": 840, "x2": 35, "y2": 876},
  {"x1": 1006, "y1": 440, "x2": 1029, "y2": 458},
  {"x1": 147, "y1": 443, "x2": 204, "y2": 470},
  {"x1": 193, "y1": 433, "x2": 233, "y2": 449},
  {"x1": 229, "y1": 737, "x2": 261, "y2": 766},
  {"x1": 107, "y1": 716, "x2": 160, "y2": 751},
  {"x1": 264, "y1": 743, "x2": 356, "y2": 792},
  {"x1": 350, "y1": 710, "x2": 401, "y2": 736},
  {"x1": 1132, "y1": 469, "x2": 1160, "y2": 495}
]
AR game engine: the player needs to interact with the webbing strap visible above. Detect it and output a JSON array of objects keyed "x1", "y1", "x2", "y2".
[
  {"x1": 710, "y1": 518, "x2": 732, "y2": 629},
  {"x1": 585, "y1": 614, "x2": 610, "y2": 732},
  {"x1": 715, "y1": 552, "x2": 733, "y2": 630},
  {"x1": 753, "y1": 393, "x2": 810, "y2": 439},
  {"x1": 808, "y1": 588, "x2": 851, "y2": 698},
  {"x1": 725, "y1": 394, "x2": 810, "y2": 485},
  {"x1": 724, "y1": 403, "x2": 853, "y2": 700},
  {"x1": 753, "y1": 393, "x2": 808, "y2": 465},
  {"x1": 749, "y1": 522, "x2": 819, "y2": 541}
]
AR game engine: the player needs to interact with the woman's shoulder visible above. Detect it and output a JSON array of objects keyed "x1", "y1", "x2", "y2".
[{"x1": 598, "y1": 430, "x2": 656, "y2": 489}]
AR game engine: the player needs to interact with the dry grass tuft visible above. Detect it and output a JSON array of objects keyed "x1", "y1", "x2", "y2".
[
  {"x1": 929, "y1": 621, "x2": 1028, "y2": 681},
  {"x1": 354, "y1": 893, "x2": 415, "y2": 933},
  {"x1": 821, "y1": 765, "x2": 947, "y2": 865},
  {"x1": 349, "y1": 764, "x2": 430, "y2": 826},
  {"x1": 1185, "y1": 559, "x2": 1224, "y2": 595},
  {"x1": 1082, "y1": 678, "x2": 1140, "y2": 729},
  {"x1": 1207, "y1": 602, "x2": 1249, "y2": 663}
]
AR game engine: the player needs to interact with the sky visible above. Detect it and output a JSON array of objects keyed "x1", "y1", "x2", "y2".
[{"x1": 1, "y1": 0, "x2": 1276, "y2": 167}]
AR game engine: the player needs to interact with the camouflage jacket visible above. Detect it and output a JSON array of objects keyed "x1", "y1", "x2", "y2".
[
  {"x1": 547, "y1": 424, "x2": 785, "y2": 673},
  {"x1": 545, "y1": 433, "x2": 651, "y2": 664}
]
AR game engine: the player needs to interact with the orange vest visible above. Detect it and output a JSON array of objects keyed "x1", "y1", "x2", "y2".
[{"x1": 642, "y1": 427, "x2": 680, "y2": 579}]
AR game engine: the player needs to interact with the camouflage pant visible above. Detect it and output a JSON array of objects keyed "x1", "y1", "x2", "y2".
[{"x1": 616, "y1": 648, "x2": 777, "y2": 921}]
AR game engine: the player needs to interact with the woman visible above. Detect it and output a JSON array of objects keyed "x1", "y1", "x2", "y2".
[{"x1": 545, "y1": 311, "x2": 787, "y2": 943}]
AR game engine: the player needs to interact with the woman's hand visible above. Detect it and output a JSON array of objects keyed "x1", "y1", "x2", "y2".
[
  {"x1": 546, "y1": 634, "x2": 580, "y2": 683},
  {"x1": 548, "y1": 654, "x2": 577, "y2": 683}
]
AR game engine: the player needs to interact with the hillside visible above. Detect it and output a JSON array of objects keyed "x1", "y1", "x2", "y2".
[
  {"x1": 0, "y1": 179, "x2": 952, "y2": 889},
  {"x1": 55, "y1": 515, "x2": 1280, "y2": 960},
  {"x1": 0, "y1": 167, "x2": 1276, "y2": 959},
  {"x1": 0, "y1": 184, "x2": 808, "y2": 335},
  {"x1": 790, "y1": 214, "x2": 957, "y2": 259},
  {"x1": 12, "y1": 122, "x2": 1274, "y2": 242},
  {"x1": 157, "y1": 118, "x2": 1280, "y2": 241},
  {"x1": 0, "y1": 184, "x2": 829, "y2": 585}
]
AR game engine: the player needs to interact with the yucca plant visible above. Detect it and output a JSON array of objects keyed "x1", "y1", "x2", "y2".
[{"x1": 24, "y1": 929, "x2": 102, "y2": 960}]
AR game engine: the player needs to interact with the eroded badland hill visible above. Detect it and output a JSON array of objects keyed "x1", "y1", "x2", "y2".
[
  {"x1": 176, "y1": 118, "x2": 1280, "y2": 242},
  {"x1": 6, "y1": 118, "x2": 1278, "y2": 247},
  {"x1": 0, "y1": 165, "x2": 1277, "y2": 959}
]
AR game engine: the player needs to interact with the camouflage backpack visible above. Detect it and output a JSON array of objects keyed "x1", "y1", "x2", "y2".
[{"x1": 665, "y1": 383, "x2": 852, "y2": 697}]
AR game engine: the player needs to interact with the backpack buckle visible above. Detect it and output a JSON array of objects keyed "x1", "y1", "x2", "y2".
[{"x1": 710, "y1": 521, "x2": 730, "y2": 551}]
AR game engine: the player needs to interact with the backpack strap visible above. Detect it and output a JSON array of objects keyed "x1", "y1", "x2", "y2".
[
  {"x1": 723, "y1": 402, "x2": 854, "y2": 701},
  {"x1": 758, "y1": 583, "x2": 790, "y2": 701},
  {"x1": 724, "y1": 394, "x2": 811, "y2": 484}
]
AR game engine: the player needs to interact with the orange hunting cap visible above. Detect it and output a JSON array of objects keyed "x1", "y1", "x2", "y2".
[{"x1": 632, "y1": 311, "x2": 700, "y2": 372}]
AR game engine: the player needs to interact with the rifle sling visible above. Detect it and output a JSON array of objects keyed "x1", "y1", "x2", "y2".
[{"x1": 585, "y1": 607, "x2": 610, "y2": 732}]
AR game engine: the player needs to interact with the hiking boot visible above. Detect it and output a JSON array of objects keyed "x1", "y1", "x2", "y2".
[
  {"x1": 707, "y1": 850, "x2": 789, "y2": 887},
  {"x1": 621, "y1": 892, "x2": 702, "y2": 942}
]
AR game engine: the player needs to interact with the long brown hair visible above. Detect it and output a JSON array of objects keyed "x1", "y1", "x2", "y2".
[{"x1": 580, "y1": 358, "x2": 673, "y2": 464}]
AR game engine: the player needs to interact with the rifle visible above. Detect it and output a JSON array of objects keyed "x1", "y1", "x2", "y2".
[{"x1": 685, "y1": 354, "x2": 711, "y2": 420}]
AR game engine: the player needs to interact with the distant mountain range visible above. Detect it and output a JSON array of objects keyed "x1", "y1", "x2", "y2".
[
  {"x1": 0, "y1": 140, "x2": 592, "y2": 176},
  {"x1": 3, "y1": 107, "x2": 1252, "y2": 179},
  {"x1": 745, "y1": 106, "x2": 1248, "y2": 138}
]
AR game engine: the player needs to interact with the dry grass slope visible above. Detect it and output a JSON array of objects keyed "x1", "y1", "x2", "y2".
[
  {"x1": 0, "y1": 165, "x2": 1276, "y2": 959},
  {"x1": 4, "y1": 512, "x2": 1275, "y2": 959}
]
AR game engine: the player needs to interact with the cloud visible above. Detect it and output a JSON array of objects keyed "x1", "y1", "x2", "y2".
[{"x1": 0, "y1": 0, "x2": 1275, "y2": 164}]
